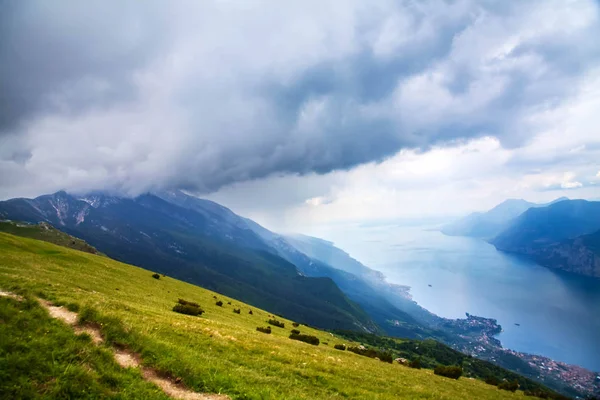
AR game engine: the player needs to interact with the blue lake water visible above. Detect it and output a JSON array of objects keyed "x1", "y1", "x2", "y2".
[{"x1": 312, "y1": 224, "x2": 600, "y2": 372}]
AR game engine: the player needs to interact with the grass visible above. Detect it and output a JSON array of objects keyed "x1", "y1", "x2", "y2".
[
  {"x1": 0, "y1": 295, "x2": 169, "y2": 399},
  {"x1": 0, "y1": 232, "x2": 525, "y2": 399},
  {"x1": 0, "y1": 220, "x2": 100, "y2": 255}
]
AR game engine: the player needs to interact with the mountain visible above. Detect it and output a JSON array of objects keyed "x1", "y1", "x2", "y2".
[
  {"x1": 491, "y1": 200, "x2": 600, "y2": 277},
  {"x1": 0, "y1": 191, "x2": 377, "y2": 332},
  {"x1": 0, "y1": 220, "x2": 100, "y2": 255},
  {"x1": 492, "y1": 200, "x2": 600, "y2": 249},
  {"x1": 519, "y1": 229, "x2": 600, "y2": 277},
  {"x1": 281, "y1": 233, "x2": 442, "y2": 327},
  {"x1": 157, "y1": 191, "x2": 442, "y2": 338},
  {"x1": 442, "y1": 197, "x2": 568, "y2": 239}
]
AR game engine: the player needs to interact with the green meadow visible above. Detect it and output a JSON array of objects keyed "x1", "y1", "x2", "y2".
[{"x1": 0, "y1": 232, "x2": 524, "y2": 399}]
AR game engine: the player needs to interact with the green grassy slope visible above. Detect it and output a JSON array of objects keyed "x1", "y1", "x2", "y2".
[
  {"x1": 0, "y1": 220, "x2": 100, "y2": 255},
  {"x1": 0, "y1": 296, "x2": 169, "y2": 399},
  {"x1": 0, "y1": 232, "x2": 525, "y2": 400}
]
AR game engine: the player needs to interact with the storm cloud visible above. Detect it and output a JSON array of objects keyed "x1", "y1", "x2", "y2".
[{"x1": 1, "y1": 0, "x2": 599, "y2": 198}]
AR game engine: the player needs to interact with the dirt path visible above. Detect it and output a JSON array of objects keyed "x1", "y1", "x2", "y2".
[
  {"x1": 23, "y1": 295, "x2": 228, "y2": 400},
  {"x1": 0, "y1": 290, "x2": 23, "y2": 300}
]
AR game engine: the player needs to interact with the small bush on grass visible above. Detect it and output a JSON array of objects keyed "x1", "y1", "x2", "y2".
[
  {"x1": 524, "y1": 389, "x2": 550, "y2": 398},
  {"x1": 173, "y1": 304, "x2": 203, "y2": 317},
  {"x1": 256, "y1": 326, "x2": 272, "y2": 334},
  {"x1": 152, "y1": 273, "x2": 160, "y2": 279},
  {"x1": 498, "y1": 379, "x2": 519, "y2": 392},
  {"x1": 334, "y1": 344, "x2": 346, "y2": 350},
  {"x1": 268, "y1": 319, "x2": 285, "y2": 328},
  {"x1": 249, "y1": 310, "x2": 253, "y2": 315},
  {"x1": 292, "y1": 322, "x2": 299, "y2": 327},
  {"x1": 409, "y1": 358, "x2": 422, "y2": 369},
  {"x1": 233, "y1": 308, "x2": 241, "y2": 314},
  {"x1": 177, "y1": 298, "x2": 200, "y2": 307},
  {"x1": 347, "y1": 346, "x2": 393, "y2": 363},
  {"x1": 485, "y1": 376, "x2": 500, "y2": 386},
  {"x1": 291, "y1": 329, "x2": 300, "y2": 334},
  {"x1": 434, "y1": 365, "x2": 463, "y2": 380},
  {"x1": 289, "y1": 333, "x2": 319, "y2": 346},
  {"x1": 215, "y1": 300, "x2": 223, "y2": 307},
  {"x1": 173, "y1": 299, "x2": 203, "y2": 316}
]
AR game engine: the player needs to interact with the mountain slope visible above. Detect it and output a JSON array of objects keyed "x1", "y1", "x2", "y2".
[
  {"x1": 519, "y1": 229, "x2": 600, "y2": 277},
  {"x1": 442, "y1": 198, "x2": 568, "y2": 239},
  {"x1": 491, "y1": 200, "x2": 600, "y2": 277},
  {"x1": 0, "y1": 191, "x2": 375, "y2": 332},
  {"x1": 0, "y1": 220, "x2": 101, "y2": 255},
  {"x1": 281, "y1": 233, "x2": 442, "y2": 326},
  {"x1": 157, "y1": 190, "x2": 441, "y2": 336},
  {"x1": 492, "y1": 200, "x2": 600, "y2": 250},
  {"x1": 0, "y1": 232, "x2": 555, "y2": 400}
]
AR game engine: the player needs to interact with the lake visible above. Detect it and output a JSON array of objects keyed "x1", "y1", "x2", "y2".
[{"x1": 310, "y1": 223, "x2": 600, "y2": 372}]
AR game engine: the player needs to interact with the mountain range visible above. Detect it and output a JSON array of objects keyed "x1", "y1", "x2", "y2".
[
  {"x1": 2, "y1": 190, "x2": 598, "y2": 396},
  {"x1": 442, "y1": 198, "x2": 600, "y2": 277},
  {"x1": 0, "y1": 190, "x2": 442, "y2": 339}
]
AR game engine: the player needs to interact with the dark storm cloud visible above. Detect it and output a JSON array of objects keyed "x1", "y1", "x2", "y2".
[
  {"x1": 0, "y1": 0, "x2": 599, "y2": 198},
  {"x1": 0, "y1": 0, "x2": 169, "y2": 132}
]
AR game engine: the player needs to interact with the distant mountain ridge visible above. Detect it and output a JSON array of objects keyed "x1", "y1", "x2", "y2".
[
  {"x1": 0, "y1": 190, "x2": 377, "y2": 332},
  {"x1": 491, "y1": 200, "x2": 600, "y2": 277},
  {"x1": 442, "y1": 197, "x2": 568, "y2": 239},
  {"x1": 442, "y1": 197, "x2": 600, "y2": 278},
  {"x1": 0, "y1": 189, "x2": 474, "y2": 338},
  {"x1": 157, "y1": 190, "x2": 443, "y2": 337}
]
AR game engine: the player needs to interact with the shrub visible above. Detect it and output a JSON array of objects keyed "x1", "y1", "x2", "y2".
[
  {"x1": 498, "y1": 380, "x2": 519, "y2": 392},
  {"x1": 334, "y1": 344, "x2": 347, "y2": 351},
  {"x1": 215, "y1": 300, "x2": 223, "y2": 307},
  {"x1": 289, "y1": 333, "x2": 319, "y2": 346},
  {"x1": 233, "y1": 308, "x2": 241, "y2": 314},
  {"x1": 484, "y1": 376, "x2": 500, "y2": 386},
  {"x1": 378, "y1": 352, "x2": 394, "y2": 363},
  {"x1": 291, "y1": 329, "x2": 300, "y2": 334},
  {"x1": 249, "y1": 310, "x2": 253, "y2": 315},
  {"x1": 227, "y1": 301, "x2": 231, "y2": 305},
  {"x1": 177, "y1": 298, "x2": 200, "y2": 307},
  {"x1": 152, "y1": 273, "x2": 160, "y2": 279},
  {"x1": 524, "y1": 390, "x2": 550, "y2": 399},
  {"x1": 268, "y1": 319, "x2": 285, "y2": 328},
  {"x1": 408, "y1": 358, "x2": 422, "y2": 369},
  {"x1": 434, "y1": 365, "x2": 463, "y2": 380},
  {"x1": 347, "y1": 346, "x2": 393, "y2": 363},
  {"x1": 292, "y1": 322, "x2": 300, "y2": 327},
  {"x1": 173, "y1": 303, "x2": 204, "y2": 316},
  {"x1": 256, "y1": 326, "x2": 272, "y2": 334}
]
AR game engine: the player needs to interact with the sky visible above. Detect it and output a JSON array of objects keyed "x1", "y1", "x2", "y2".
[{"x1": 1, "y1": 0, "x2": 600, "y2": 232}]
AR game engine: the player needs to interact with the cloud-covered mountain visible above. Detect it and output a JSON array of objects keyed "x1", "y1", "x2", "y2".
[
  {"x1": 0, "y1": 189, "x2": 454, "y2": 338},
  {"x1": 1, "y1": 1, "x2": 599, "y2": 202},
  {"x1": 0, "y1": 190, "x2": 379, "y2": 332}
]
